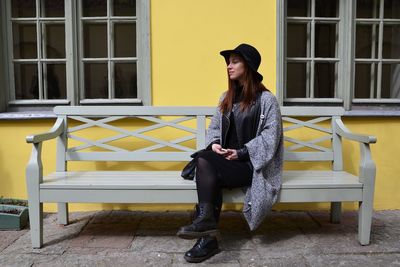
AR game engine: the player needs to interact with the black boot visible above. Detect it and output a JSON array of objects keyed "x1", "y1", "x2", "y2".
[
  {"x1": 184, "y1": 236, "x2": 219, "y2": 263},
  {"x1": 177, "y1": 203, "x2": 219, "y2": 239},
  {"x1": 191, "y1": 204, "x2": 221, "y2": 222},
  {"x1": 213, "y1": 200, "x2": 222, "y2": 224}
]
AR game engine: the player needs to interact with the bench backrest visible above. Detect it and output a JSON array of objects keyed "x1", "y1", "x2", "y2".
[{"x1": 53, "y1": 106, "x2": 345, "y2": 171}]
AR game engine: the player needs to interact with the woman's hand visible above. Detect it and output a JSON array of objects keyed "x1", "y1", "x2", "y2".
[
  {"x1": 212, "y1": 144, "x2": 229, "y2": 155},
  {"x1": 225, "y1": 149, "x2": 238, "y2": 160},
  {"x1": 212, "y1": 144, "x2": 238, "y2": 160}
]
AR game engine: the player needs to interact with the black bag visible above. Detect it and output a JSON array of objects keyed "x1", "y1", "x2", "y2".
[{"x1": 181, "y1": 149, "x2": 205, "y2": 180}]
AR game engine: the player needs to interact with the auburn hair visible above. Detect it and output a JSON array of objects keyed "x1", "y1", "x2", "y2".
[{"x1": 219, "y1": 58, "x2": 268, "y2": 113}]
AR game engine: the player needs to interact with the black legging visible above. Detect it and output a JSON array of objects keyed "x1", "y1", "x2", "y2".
[{"x1": 195, "y1": 150, "x2": 253, "y2": 207}]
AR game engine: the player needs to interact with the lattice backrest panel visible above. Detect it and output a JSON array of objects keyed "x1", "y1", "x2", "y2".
[
  {"x1": 282, "y1": 116, "x2": 334, "y2": 161},
  {"x1": 54, "y1": 106, "x2": 344, "y2": 163},
  {"x1": 54, "y1": 106, "x2": 215, "y2": 162},
  {"x1": 280, "y1": 107, "x2": 344, "y2": 162}
]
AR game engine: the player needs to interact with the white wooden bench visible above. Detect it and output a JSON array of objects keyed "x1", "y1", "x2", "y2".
[{"x1": 26, "y1": 106, "x2": 376, "y2": 248}]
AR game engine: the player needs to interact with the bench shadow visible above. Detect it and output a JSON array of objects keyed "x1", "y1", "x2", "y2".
[
  {"x1": 39, "y1": 213, "x2": 96, "y2": 248},
  {"x1": 40, "y1": 210, "x2": 357, "y2": 251}
]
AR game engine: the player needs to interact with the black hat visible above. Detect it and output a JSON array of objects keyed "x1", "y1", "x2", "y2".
[{"x1": 220, "y1": 43, "x2": 263, "y2": 82}]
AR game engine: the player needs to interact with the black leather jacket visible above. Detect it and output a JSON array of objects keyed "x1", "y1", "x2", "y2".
[{"x1": 221, "y1": 91, "x2": 262, "y2": 160}]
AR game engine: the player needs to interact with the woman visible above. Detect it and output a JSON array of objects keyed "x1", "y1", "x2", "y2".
[{"x1": 177, "y1": 43, "x2": 284, "y2": 263}]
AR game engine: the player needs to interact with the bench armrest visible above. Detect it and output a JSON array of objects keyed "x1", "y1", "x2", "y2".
[
  {"x1": 334, "y1": 119, "x2": 377, "y2": 144},
  {"x1": 26, "y1": 118, "x2": 64, "y2": 144},
  {"x1": 26, "y1": 118, "x2": 64, "y2": 186},
  {"x1": 334, "y1": 119, "x2": 376, "y2": 188}
]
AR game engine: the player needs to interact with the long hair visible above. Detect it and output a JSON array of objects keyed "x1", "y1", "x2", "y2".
[{"x1": 219, "y1": 60, "x2": 268, "y2": 113}]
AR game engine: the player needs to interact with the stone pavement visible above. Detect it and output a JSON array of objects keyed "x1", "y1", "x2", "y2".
[{"x1": 0, "y1": 210, "x2": 399, "y2": 266}]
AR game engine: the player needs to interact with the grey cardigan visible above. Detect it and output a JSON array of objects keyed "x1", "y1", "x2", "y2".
[{"x1": 205, "y1": 90, "x2": 284, "y2": 230}]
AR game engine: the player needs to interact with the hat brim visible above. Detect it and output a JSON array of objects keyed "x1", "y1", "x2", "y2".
[
  {"x1": 219, "y1": 50, "x2": 263, "y2": 82},
  {"x1": 220, "y1": 50, "x2": 241, "y2": 63}
]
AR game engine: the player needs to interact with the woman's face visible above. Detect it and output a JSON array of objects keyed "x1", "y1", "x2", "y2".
[{"x1": 227, "y1": 54, "x2": 245, "y2": 82}]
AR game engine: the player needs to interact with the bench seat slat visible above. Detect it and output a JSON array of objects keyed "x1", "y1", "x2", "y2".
[
  {"x1": 40, "y1": 170, "x2": 362, "y2": 190},
  {"x1": 39, "y1": 187, "x2": 362, "y2": 203}
]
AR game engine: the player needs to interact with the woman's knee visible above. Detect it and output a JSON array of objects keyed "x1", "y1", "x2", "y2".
[
  {"x1": 196, "y1": 156, "x2": 212, "y2": 171},
  {"x1": 195, "y1": 156, "x2": 219, "y2": 182}
]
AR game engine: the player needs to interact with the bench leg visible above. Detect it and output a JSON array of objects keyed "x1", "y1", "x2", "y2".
[
  {"x1": 358, "y1": 199, "x2": 373, "y2": 245},
  {"x1": 57, "y1": 203, "x2": 69, "y2": 225},
  {"x1": 330, "y1": 202, "x2": 341, "y2": 223},
  {"x1": 28, "y1": 201, "x2": 44, "y2": 248},
  {"x1": 357, "y1": 142, "x2": 375, "y2": 246},
  {"x1": 26, "y1": 145, "x2": 44, "y2": 249}
]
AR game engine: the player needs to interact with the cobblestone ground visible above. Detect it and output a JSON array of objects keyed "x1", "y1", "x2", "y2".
[{"x1": 0, "y1": 210, "x2": 399, "y2": 266}]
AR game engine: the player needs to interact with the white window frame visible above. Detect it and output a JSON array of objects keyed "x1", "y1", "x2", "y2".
[
  {"x1": 352, "y1": 0, "x2": 400, "y2": 104},
  {"x1": 6, "y1": 0, "x2": 68, "y2": 106},
  {"x1": 0, "y1": 3, "x2": 7, "y2": 112},
  {"x1": 0, "y1": 0, "x2": 151, "y2": 112},
  {"x1": 277, "y1": 0, "x2": 400, "y2": 111}
]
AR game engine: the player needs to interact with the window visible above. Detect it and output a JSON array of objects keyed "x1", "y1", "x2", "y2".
[
  {"x1": 9, "y1": 0, "x2": 67, "y2": 103},
  {"x1": 79, "y1": 0, "x2": 139, "y2": 102},
  {"x1": 353, "y1": 0, "x2": 400, "y2": 103},
  {"x1": 1, "y1": 0, "x2": 150, "y2": 111},
  {"x1": 285, "y1": 0, "x2": 341, "y2": 102},
  {"x1": 277, "y1": 0, "x2": 400, "y2": 110}
]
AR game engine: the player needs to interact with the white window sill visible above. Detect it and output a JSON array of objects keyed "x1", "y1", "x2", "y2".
[
  {"x1": 344, "y1": 110, "x2": 400, "y2": 117},
  {"x1": 0, "y1": 111, "x2": 56, "y2": 120},
  {"x1": 1, "y1": 108, "x2": 400, "y2": 120}
]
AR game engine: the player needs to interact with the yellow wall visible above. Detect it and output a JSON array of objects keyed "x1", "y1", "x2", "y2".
[
  {"x1": 1, "y1": 0, "x2": 399, "y2": 212},
  {"x1": 151, "y1": 0, "x2": 277, "y2": 105}
]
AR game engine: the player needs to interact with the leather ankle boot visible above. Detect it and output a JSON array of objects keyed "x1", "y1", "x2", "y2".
[
  {"x1": 184, "y1": 236, "x2": 219, "y2": 263},
  {"x1": 192, "y1": 204, "x2": 221, "y2": 222},
  {"x1": 177, "y1": 203, "x2": 219, "y2": 239},
  {"x1": 214, "y1": 202, "x2": 222, "y2": 223}
]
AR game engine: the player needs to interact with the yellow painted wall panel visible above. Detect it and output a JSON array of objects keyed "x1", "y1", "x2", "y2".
[{"x1": 151, "y1": 0, "x2": 276, "y2": 106}]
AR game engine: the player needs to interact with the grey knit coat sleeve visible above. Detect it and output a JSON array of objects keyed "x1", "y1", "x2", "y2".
[
  {"x1": 205, "y1": 91, "x2": 283, "y2": 231},
  {"x1": 243, "y1": 91, "x2": 283, "y2": 230}
]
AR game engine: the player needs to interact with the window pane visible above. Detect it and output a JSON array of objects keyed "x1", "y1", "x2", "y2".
[
  {"x1": 43, "y1": 0, "x2": 65, "y2": 17},
  {"x1": 83, "y1": 23, "x2": 107, "y2": 58},
  {"x1": 287, "y1": 62, "x2": 308, "y2": 98},
  {"x1": 84, "y1": 63, "x2": 108, "y2": 98},
  {"x1": 114, "y1": 23, "x2": 136, "y2": 57},
  {"x1": 11, "y1": 0, "x2": 36, "y2": 18},
  {"x1": 82, "y1": 0, "x2": 107, "y2": 17},
  {"x1": 382, "y1": 64, "x2": 400, "y2": 98},
  {"x1": 384, "y1": 0, "x2": 400, "y2": 19},
  {"x1": 356, "y1": 0, "x2": 380, "y2": 18},
  {"x1": 354, "y1": 63, "x2": 377, "y2": 98},
  {"x1": 113, "y1": 0, "x2": 136, "y2": 16},
  {"x1": 14, "y1": 64, "x2": 38, "y2": 100},
  {"x1": 355, "y1": 24, "x2": 379, "y2": 58},
  {"x1": 115, "y1": 63, "x2": 137, "y2": 98},
  {"x1": 382, "y1": 25, "x2": 400, "y2": 59},
  {"x1": 287, "y1": 23, "x2": 308, "y2": 57},
  {"x1": 315, "y1": 23, "x2": 336, "y2": 58},
  {"x1": 287, "y1": 0, "x2": 309, "y2": 17},
  {"x1": 314, "y1": 63, "x2": 336, "y2": 98},
  {"x1": 316, "y1": 0, "x2": 338, "y2": 17},
  {"x1": 45, "y1": 24, "x2": 66, "y2": 58},
  {"x1": 12, "y1": 23, "x2": 37, "y2": 59},
  {"x1": 44, "y1": 64, "x2": 66, "y2": 99}
]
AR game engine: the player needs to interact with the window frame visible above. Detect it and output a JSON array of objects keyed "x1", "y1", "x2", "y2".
[
  {"x1": 352, "y1": 0, "x2": 400, "y2": 104},
  {"x1": 277, "y1": 0, "x2": 348, "y2": 107},
  {"x1": 6, "y1": 0, "x2": 68, "y2": 105},
  {"x1": 277, "y1": 0, "x2": 400, "y2": 111},
  {"x1": 0, "y1": 0, "x2": 151, "y2": 112},
  {"x1": 0, "y1": 3, "x2": 7, "y2": 112}
]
